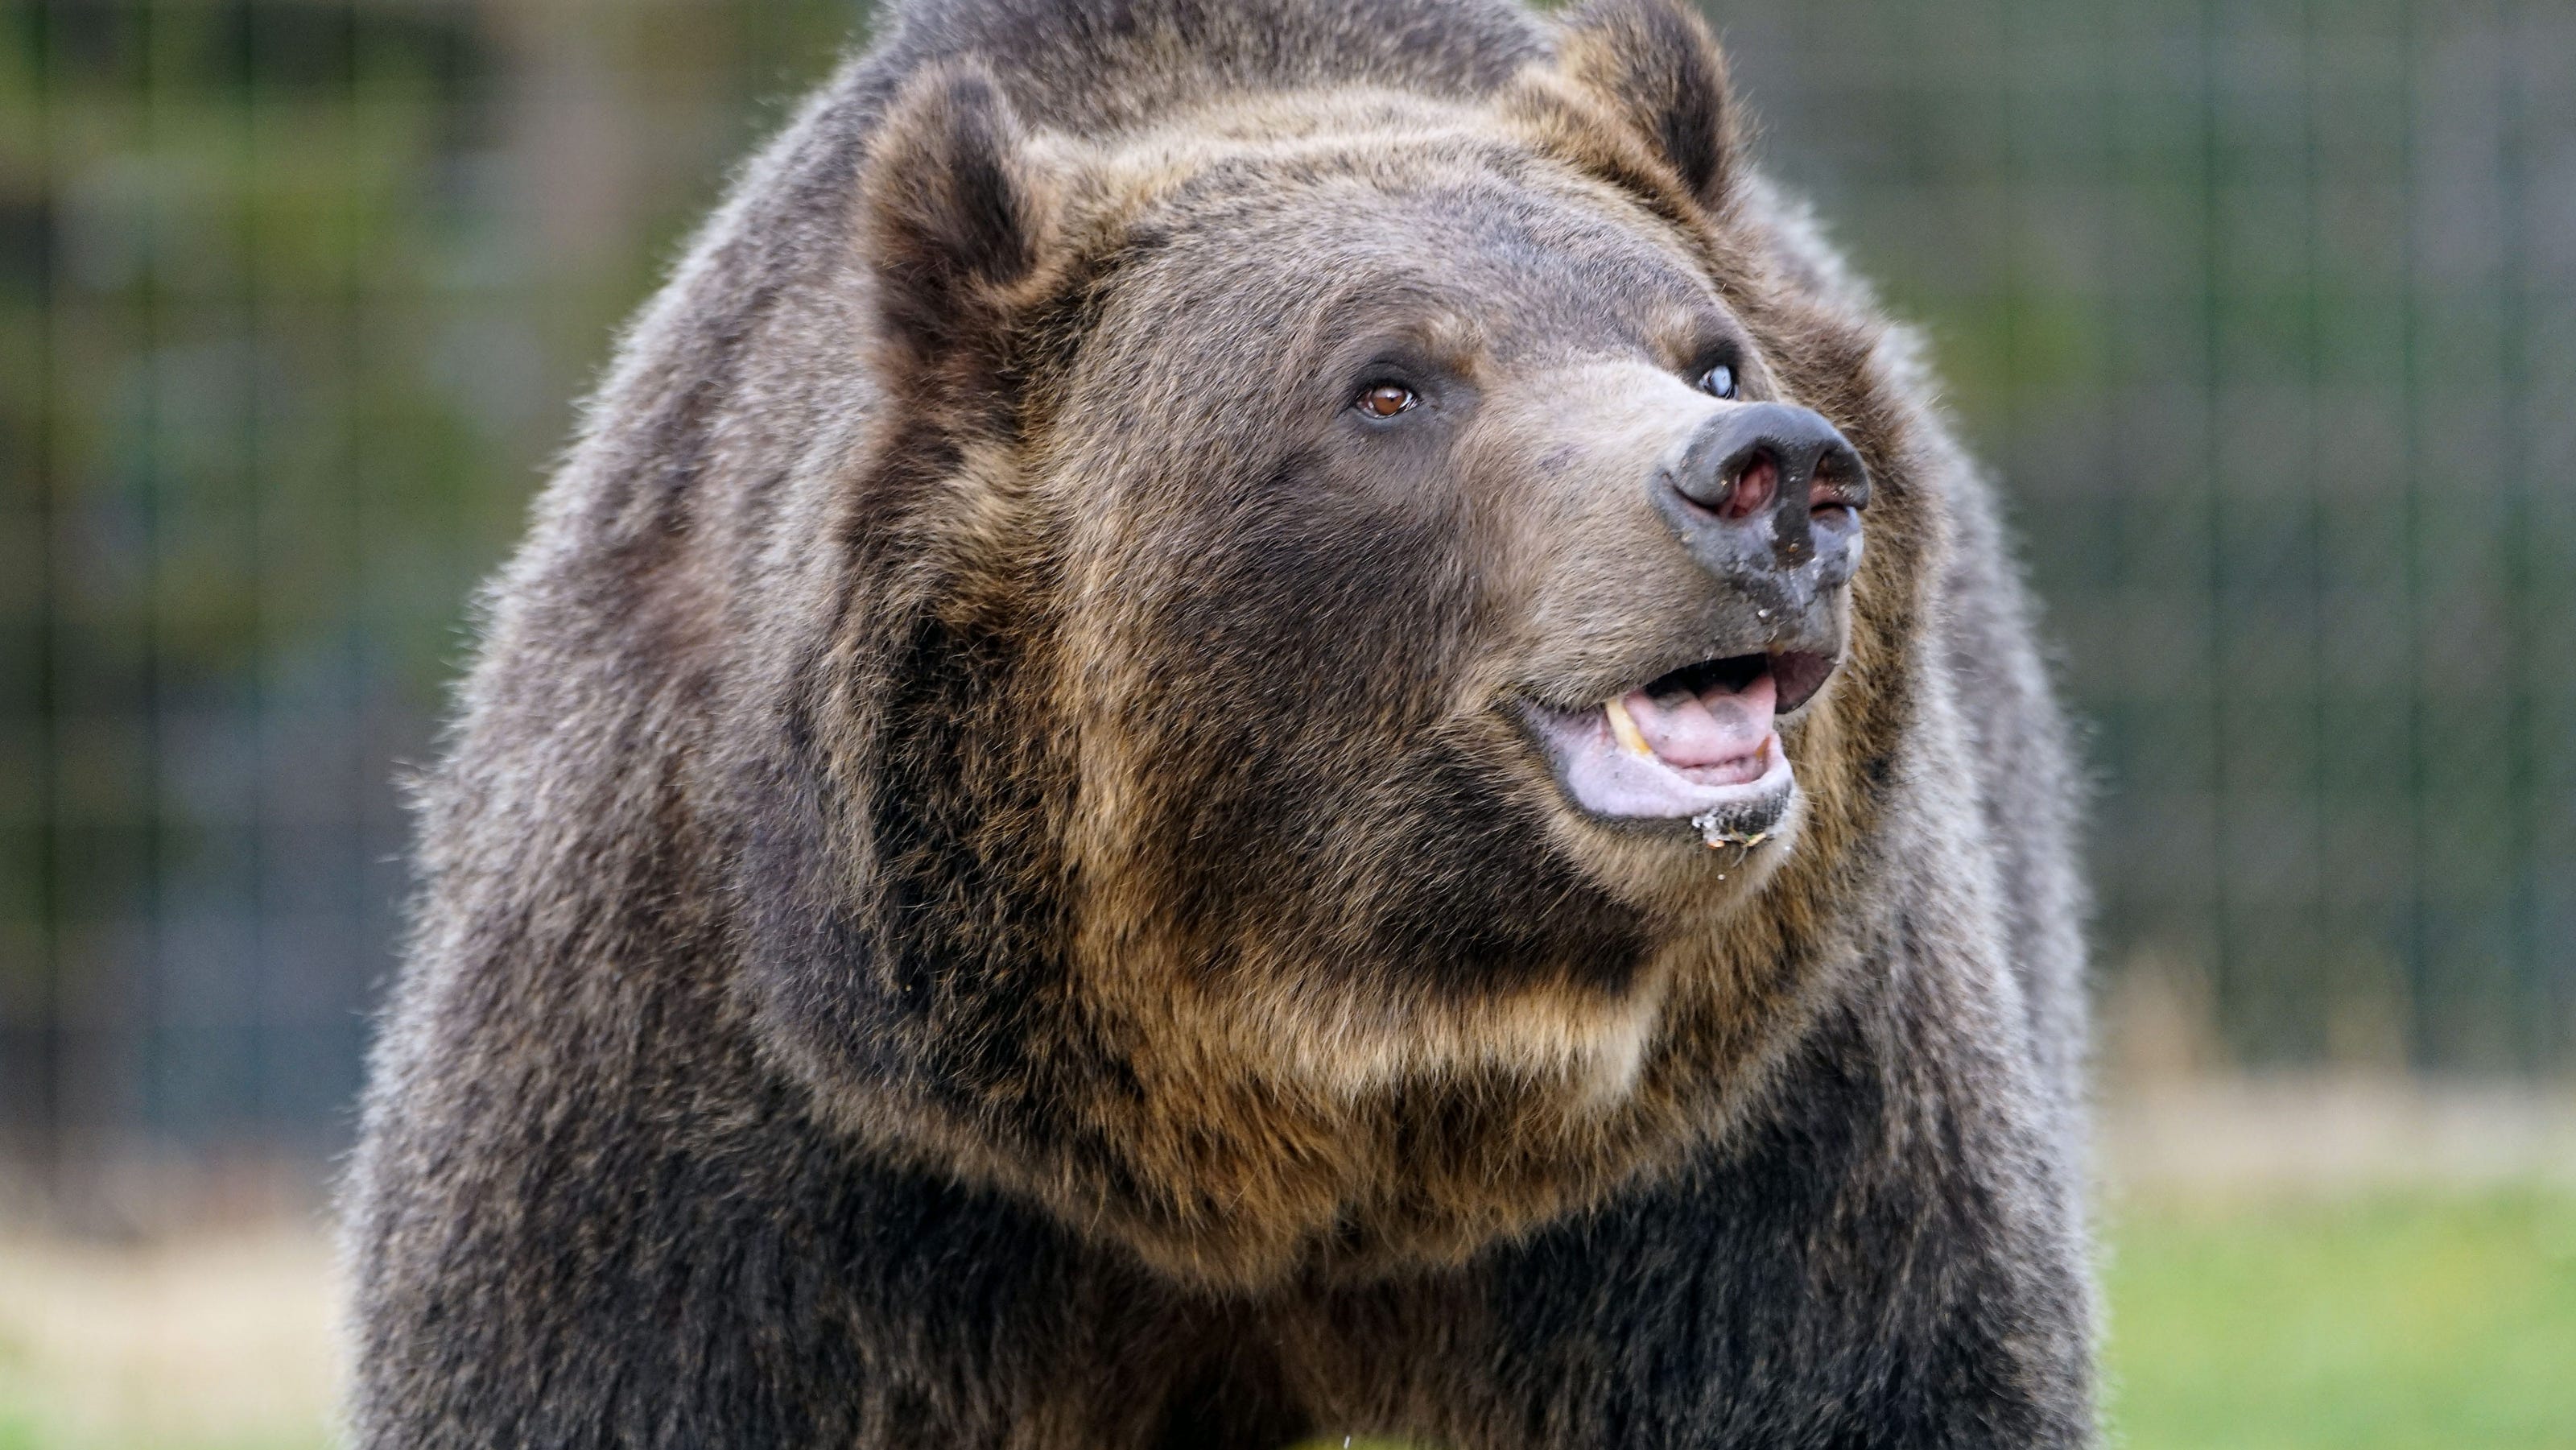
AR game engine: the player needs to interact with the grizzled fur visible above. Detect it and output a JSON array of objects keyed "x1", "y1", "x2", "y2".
[{"x1": 345, "y1": 0, "x2": 2096, "y2": 1444}]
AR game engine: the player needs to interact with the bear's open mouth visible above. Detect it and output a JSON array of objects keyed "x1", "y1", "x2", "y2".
[{"x1": 1521, "y1": 651, "x2": 1835, "y2": 831}]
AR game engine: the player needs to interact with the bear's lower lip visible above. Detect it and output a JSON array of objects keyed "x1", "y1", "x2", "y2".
[{"x1": 1521, "y1": 651, "x2": 1817, "y2": 825}]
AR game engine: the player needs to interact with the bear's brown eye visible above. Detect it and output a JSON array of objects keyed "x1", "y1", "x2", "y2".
[
  {"x1": 1356, "y1": 382, "x2": 1417, "y2": 418},
  {"x1": 1699, "y1": 363, "x2": 1737, "y2": 399}
]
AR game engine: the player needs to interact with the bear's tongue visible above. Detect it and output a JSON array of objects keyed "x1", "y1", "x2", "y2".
[{"x1": 1611, "y1": 669, "x2": 1776, "y2": 782}]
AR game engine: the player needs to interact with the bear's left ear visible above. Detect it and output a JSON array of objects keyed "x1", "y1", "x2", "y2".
[
  {"x1": 1539, "y1": 0, "x2": 1740, "y2": 214},
  {"x1": 860, "y1": 61, "x2": 1059, "y2": 370}
]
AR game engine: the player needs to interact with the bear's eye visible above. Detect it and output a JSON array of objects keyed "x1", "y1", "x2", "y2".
[
  {"x1": 1356, "y1": 382, "x2": 1418, "y2": 418},
  {"x1": 1699, "y1": 363, "x2": 1738, "y2": 399}
]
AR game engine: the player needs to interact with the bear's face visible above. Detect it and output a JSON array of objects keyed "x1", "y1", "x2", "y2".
[
  {"x1": 1032, "y1": 113, "x2": 1873, "y2": 1089},
  {"x1": 750, "y1": 2, "x2": 1929, "y2": 1285}
]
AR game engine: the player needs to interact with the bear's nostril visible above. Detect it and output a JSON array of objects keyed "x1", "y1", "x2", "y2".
[
  {"x1": 1721, "y1": 452, "x2": 1777, "y2": 521},
  {"x1": 1810, "y1": 444, "x2": 1869, "y2": 514}
]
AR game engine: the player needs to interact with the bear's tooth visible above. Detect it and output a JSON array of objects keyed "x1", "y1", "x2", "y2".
[{"x1": 1606, "y1": 696, "x2": 1653, "y2": 758}]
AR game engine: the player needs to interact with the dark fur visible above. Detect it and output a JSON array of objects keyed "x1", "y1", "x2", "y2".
[{"x1": 345, "y1": 0, "x2": 2096, "y2": 1443}]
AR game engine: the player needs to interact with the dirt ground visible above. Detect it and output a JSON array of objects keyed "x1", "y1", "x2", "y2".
[
  {"x1": 0, "y1": 1222, "x2": 340, "y2": 1450},
  {"x1": 2100, "y1": 1076, "x2": 2576, "y2": 1199}
]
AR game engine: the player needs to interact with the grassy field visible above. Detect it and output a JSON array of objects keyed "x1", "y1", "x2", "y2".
[
  {"x1": 2099, "y1": 1189, "x2": 2576, "y2": 1450},
  {"x1": 5, "y1": 1192, "x2": 2572, "y2": 1449}
]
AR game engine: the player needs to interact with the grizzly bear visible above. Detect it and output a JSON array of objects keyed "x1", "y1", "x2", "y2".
[{"x1": 344, "y1": 0, "x2": 2097, "y2": 1444}]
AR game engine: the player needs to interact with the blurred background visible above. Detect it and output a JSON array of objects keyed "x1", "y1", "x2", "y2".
[{"x1": 0, "y1": 1, "x2": 2570, "y2": 1447}]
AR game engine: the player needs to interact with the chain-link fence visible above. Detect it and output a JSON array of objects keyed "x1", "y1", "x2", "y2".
[{"x1": 3, "y1": 0, "x2": 2570, "y2": 1191}]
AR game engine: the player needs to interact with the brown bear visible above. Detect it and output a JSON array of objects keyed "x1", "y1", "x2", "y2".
[{"x1": 344, "y1": 0, "x2": 2097, "y2": 1444}]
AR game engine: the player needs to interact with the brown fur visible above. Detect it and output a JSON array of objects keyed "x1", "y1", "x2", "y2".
[{"x1": 346, "y1": 0, "x2": 2095, "y2": 1443}]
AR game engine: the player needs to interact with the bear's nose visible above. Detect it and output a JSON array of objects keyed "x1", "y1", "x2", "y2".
[
  {"x1": 1663, "y1": 402, "x2": 1865, "y2": 523},
  {"x1": 1656, "y1": 401, "x2": 1868, "y2": 580}
]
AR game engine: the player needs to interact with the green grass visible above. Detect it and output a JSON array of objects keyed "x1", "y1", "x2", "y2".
[{"x1": 2101, "y1": 1190, "x2": 2576, "y2": 1450}]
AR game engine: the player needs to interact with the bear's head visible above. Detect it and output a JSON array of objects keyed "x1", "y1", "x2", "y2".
[{"x1": 722, "y1": 0, "x2": 1938, "y2": 1287}]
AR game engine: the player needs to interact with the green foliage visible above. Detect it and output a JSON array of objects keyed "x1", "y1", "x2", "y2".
[{"x1": 0, "y1": 0, "x2": 869, "y2": 1136}]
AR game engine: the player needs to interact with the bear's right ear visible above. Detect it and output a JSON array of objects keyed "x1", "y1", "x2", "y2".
[
  {"x1": 860, "y1": 63, "x2": 1055, "y2": 370},
  {"x1": 1530, "y1": 0, "x2": 1740, "y2": 216}
]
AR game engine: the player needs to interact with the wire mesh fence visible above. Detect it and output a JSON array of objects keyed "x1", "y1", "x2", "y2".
[
  {"x1": 2, "y1": 0, "x2": 2570, "y2": 1187},
  {"x1": 0, "y1": 0, "x2": 862, "y2": 1186}
]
